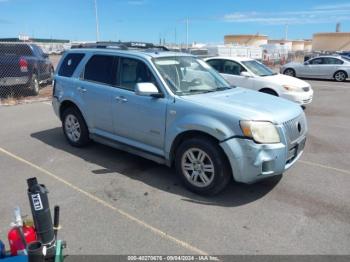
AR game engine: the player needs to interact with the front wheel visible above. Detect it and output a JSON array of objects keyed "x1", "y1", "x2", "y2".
[
  {"x1": 175, "y1": 137, "x2": 231, "y2": 195},
  {"x1": 62, "y1": 107, "x2": 90, "y2": 147},
  {"x1": 283, "y1": 68, "x2": 296, "y2": 77}
]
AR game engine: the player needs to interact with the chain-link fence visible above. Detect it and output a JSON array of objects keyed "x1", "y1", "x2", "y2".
[{"x1": 0, "y1": 42, "x2": 60, "y2": 105}]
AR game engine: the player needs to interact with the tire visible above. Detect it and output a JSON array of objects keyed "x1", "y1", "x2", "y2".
[
  {"x1": 260, "y1": 88, "x2": 278, "y2": 96},
  {"x1": 62, "y1": 107, "x2": 90, "y2": 147},
  {"x1": 30, "y1": 74, "x2": 40, "y2": 96},
  {"x1": 334, "y1": 71, "x2": 347, "y2": 82},
  {"x1": 48, "y1": 67, "x2": 54, "y2": 85},
  {"x1": 175, "y1": 137, "x2": 231, "y2": 195},
  {"x1": 283, "y1": 68, "x2": 296, "y2": 77}
]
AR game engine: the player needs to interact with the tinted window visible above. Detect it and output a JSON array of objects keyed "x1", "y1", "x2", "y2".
[
  {"x1": 207, "y1": 60, "x2": 224, "y2": 73},
  {"x1": 0, "y1": 44, "x2": 33, "y2": 56},
  {"x1": 58, "y1": 53, "x2": 85, "y2": 77},
  {"x1": 309, "y1": 58, "x2": 323, "y2": 65},
  {"x1": 119, "y1": 58, "x2": 156, "y2": 91},
  {"x1": 323, "y1": 57, "x2": 343, "y2": 65},
  {"x1": 84, "y1": 55, "x2": 115, "y2": 85},
  {"x1": 223, "y1": 60, "x2": 245, "y2": 75}
]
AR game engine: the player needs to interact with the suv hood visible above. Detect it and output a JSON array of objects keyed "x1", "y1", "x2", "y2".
[
  {"x1": 263, "y1": 73, "x2": 309, "y2": 88},
  {"x1": 181, "y1": 87, "x2": 302, "y2": 124}
]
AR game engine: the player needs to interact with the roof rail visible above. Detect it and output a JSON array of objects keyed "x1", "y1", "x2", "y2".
[{"x1": 71, "y1": 41, "x2": 169, "y2": 51}]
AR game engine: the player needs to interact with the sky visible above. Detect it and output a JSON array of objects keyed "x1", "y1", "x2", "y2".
[{"x1": 0, "y1": 0, "x2": 350, "y2": 44}]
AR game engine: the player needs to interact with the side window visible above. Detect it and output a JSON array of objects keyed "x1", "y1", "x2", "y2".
[
  {"x1": 119, "y1": 58, "x2": 156, "y2": 91},
  {"x1": 223, "y1": 60, "x2": 245, "y2": 75},
  {"x1": 309, "y1": 58, "x2": 323, "y2": 65},
  {"x1": 324, "y1": 58, "x2": 343, "y2": 65},
  {"x1": 207, "y1": 60, "x2": 224, "y2": 73},
  {"x1": 84, "y1": 55, "x2": 115, "y2": 85},
  {"x1": 58, "y1": 53, "x2": 85, "y2": 77}
]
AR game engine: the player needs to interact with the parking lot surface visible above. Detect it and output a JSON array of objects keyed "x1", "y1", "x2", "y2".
[{"x1": 0, "y1": 79, "x2": 350, "y2": 255}]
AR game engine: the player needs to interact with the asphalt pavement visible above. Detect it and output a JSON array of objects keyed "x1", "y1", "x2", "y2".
[{"x1": 0, "y1": 79, "x2": 349, "y2": 255}]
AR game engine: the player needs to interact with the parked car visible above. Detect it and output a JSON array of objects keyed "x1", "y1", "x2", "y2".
[
  {"x1": 205, "y1": 57, "x2": 313, "y2": 106},
  {"x1": 0, "y1": 43, "x2": 54, "y2": 96},
  {"x1": 52, "y1": 46, "x2": 307, "y2": 195},
  {"x1": 281, "y1": 55, "x2": 350, "y2": 82}
]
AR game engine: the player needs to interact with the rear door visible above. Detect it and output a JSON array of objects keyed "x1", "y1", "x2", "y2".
[
  {"x1": 111, "y1": 56, "x2": 167, "y2": 156},
  {"x1": 322, "y1": 57, "x2": 344, "y2": 78},
  {"x1": 76, "y1": 54, "x2": 116, "y2": 135}
]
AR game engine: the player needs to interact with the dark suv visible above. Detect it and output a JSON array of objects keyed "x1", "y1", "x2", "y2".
[{"x1": 0, "y1": 43, "x2": 54, "y2": 96}]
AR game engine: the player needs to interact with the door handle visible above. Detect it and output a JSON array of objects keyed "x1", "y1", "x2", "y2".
[
  {"x1": 115, "y1": 96, "x2": 128, "y2": 103},
  {"x1": 77, "y1": 87, "x2": 87, "y2": 93}
]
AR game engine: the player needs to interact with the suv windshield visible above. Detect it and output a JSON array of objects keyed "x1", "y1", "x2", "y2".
[
  {"x1": 153, "y1": 56, "x2": 232, "y2": 95},
  {"x1": 242, "y1": 60, "x2": 276, "y2": 77}
]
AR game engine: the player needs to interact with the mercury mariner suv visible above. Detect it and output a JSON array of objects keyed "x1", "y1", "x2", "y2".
[{"x1": 52, "y1": 43, "x2": 307, "y2": 195}]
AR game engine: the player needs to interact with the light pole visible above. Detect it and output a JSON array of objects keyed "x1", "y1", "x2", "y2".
[
  {"x1": 186, "y1": 17, "x2": 189, "y2": 50},
  {"x1": 94, "y1": 0, "x2": 100, "y2": 41}
]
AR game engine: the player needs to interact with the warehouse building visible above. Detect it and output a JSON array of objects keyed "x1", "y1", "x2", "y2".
[
  {"x1": 312, "y1": 32, "x2": 350, "y2": 51},
  {"x1": 224, "y1": 34, "x2": 268, "y2": 47}
]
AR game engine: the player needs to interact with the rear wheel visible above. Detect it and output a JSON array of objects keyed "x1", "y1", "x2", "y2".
[
  {"x1": 334, "y1": 71, "x2": 347, "y2": 82},
  {"x1": 284, "y1": 68, "x2": 296, "y2": 77},
  {"x1": 175, "y1": 137, "x2": 231, "y2": 195},
  {"x1": 30, "y1": 74, "x2": 39, "y2": 96},
  {"x1": 62, "y1": 107, "x2": 90, "y2": 147}
]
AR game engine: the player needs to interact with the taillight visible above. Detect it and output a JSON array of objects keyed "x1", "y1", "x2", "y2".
[{"x1": 19, "y1": 57, "x2": 28, "y2": 72}]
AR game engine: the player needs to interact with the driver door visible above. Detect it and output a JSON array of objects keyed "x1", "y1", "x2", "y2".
[
  {"x1": 111, "y1": 57, "x2": 168, "y2": 156},
  {"x1": 302, "y1": 57, "x2": 324, "y2": 78}
]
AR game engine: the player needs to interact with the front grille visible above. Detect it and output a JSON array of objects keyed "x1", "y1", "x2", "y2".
[
  {"x1": 283, "y1": 114, "x2": 307, "y2": 144},
  {"x1": 302, "y1": 87, "x2": 310, "y2": 92}
]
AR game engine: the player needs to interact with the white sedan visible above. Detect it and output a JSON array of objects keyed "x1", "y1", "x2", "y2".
[{"x1": 205, "y1": 57, "x2": 313, "y2": 106}]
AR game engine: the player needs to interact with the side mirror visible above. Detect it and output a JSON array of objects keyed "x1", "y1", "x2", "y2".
[
  {"x1": 135, "y1": 83, "x2": 163, "y2": 98},
  {"x1": 240, "y1": 71, "x2": 252, "y2": 77},
  {"x1": 304, "y1": 61, "x2": 309, "y2": 65}
]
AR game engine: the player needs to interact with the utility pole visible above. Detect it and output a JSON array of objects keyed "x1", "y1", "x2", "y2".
[
  {"x1": 94, "y1": 0, "x2": 100, "y2": 41},
  {"x1": 284, "y1": 23, "x2": 289, "y2": 40},
  {"x1": 186, "y1": 17, "x2": 189, "y2": 50},
  {"x1": 174, "y1": 28, "x2": 177, "y2": 47}
]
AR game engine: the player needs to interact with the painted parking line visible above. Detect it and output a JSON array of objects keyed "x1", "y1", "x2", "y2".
[
  {"x1": 0, "y1": 146, "x2": 208, "y2": 256},
  {"x1": 299, "y1": 160, "x2": 350, "y2": 176}
]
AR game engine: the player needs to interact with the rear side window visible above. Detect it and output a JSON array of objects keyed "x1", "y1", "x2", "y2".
[
  {"x1": 323, "y1": 57, "x2": 343, "y2": 65},
  {"x1": 58, "y1": 53, "x2": 85, "y2": 77},
  {"x1": 84, "y1": 55, "x2": 115, "y2": 85},
  {"x1": 0, "y1": 44, "x2": 33, "y2": 56}
]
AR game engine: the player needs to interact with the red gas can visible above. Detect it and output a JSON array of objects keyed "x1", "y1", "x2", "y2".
[{"x1": 8, "y1": 225, "x2": 37, "y2": 256}]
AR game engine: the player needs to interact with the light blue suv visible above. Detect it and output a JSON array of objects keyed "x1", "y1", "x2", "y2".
[{"x1": 52, "y1": 45, "x2": 307, "y2": 195}]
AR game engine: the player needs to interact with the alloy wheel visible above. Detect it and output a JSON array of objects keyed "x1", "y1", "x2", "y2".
[{"x1": 181, "y1": 148, "x2": 215, "y2": 188}]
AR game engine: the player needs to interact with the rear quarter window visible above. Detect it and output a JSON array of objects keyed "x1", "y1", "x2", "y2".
[
  {"x1": 83, "y1": 55, "x2": 115, "y2": 85},
  {"x1": 58, "y1": 53, "x2": 85, "y2": 77}
]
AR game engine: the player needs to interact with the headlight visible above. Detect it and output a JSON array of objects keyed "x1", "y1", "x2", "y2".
[
  {"x1": 240, "y1": 121, "x2": 280, "y2": 144},
  {"x1": 282, "y1": 85, "x2": 303, "y2": 92}
]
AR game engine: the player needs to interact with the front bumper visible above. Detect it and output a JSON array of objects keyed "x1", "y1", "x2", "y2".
[
  {"x1": 281, "y1": 89, "x2": 314, "y2": 105},
  {"x1": 220, "y1": 135, "x2": 305, "y2": 184}
]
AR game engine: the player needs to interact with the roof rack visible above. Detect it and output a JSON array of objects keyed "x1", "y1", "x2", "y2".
[{"x1": 71, "y1": 41, "x2": 169, "y2": 51}]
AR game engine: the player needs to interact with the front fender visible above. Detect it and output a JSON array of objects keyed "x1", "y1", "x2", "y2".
[{"x1": 164, "y1": 113, "x2": 237, "y2": 158}]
